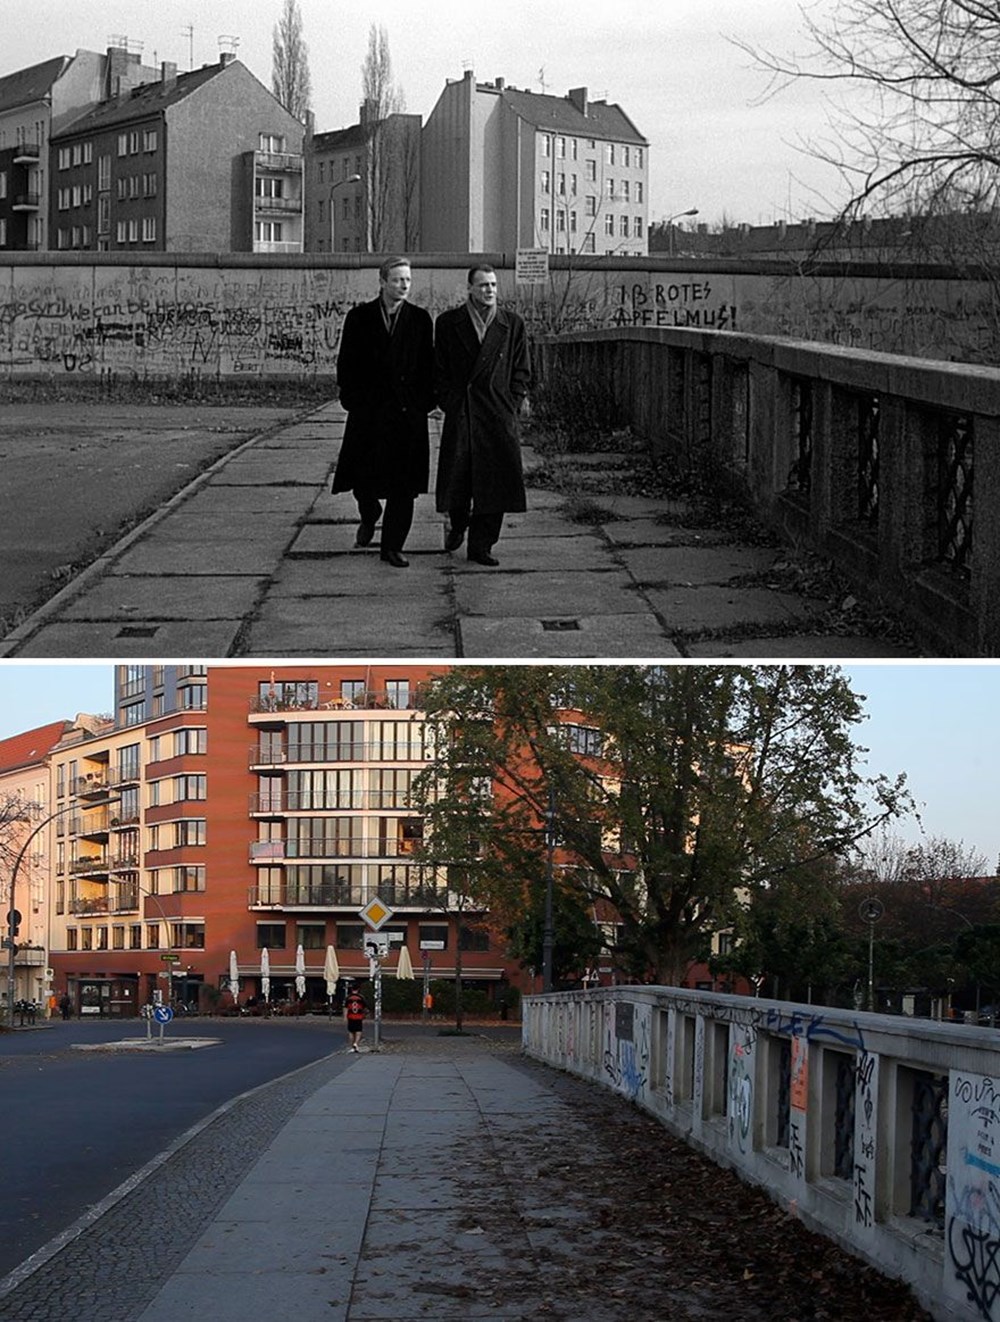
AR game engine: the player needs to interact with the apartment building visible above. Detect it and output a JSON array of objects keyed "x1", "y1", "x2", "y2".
[
  {"x1": 0, "y1": 46, "x2": 160, "y2": 251},
  {"x1": 306, "y1": 104, "x2": 421, "y2": 253},
  {"x1": 421, "y1": 72, "x2": 649, "y2": 257},
  {"x1": 48, "y1": 55, "x2": 304, "y2": 254},
  {"x1": 46, "y1": 664, "x2": 523, "y2": 1015}
]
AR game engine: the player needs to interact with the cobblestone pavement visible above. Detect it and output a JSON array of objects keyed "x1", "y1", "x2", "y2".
[{"x1": 1, "y1": 1032, "x2": 929, "y2": 1322}]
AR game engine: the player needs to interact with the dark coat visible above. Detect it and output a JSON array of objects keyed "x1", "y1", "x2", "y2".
[
  {"x1": 332, "y1": 297, "x2": 435, "y2": 497},
  {"x1": 434, "y1": 303, "x2": 532, "y2": 514}
]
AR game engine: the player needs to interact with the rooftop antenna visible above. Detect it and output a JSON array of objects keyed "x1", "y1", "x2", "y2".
[
  {"x1": 219, "y1": 34, "x2": 241, "y2": 57},
  {"x1": 107, "y1": 32, "x2": 128, "y2": 49},
  {"x1": 538, "y1": 65, "x2": 548, "y2": 93},
  {"x1": 181, "y1": 24, "x2": 193, "y2": 70}
]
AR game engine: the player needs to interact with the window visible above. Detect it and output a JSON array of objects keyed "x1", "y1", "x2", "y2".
[
  {"x1": 117, "y1": 133, "x2": 128, "y2": 157},
  {"x1": 541, "y1": 170, "x2": 550, "y2": 192},
  {"x1": 634, "y1": 216, "x2": 643, "y2": 238},
  {"x1": 83, "y1": 141, "x2": 93, "y2": 164},
  {"x1": 336, "y1": 923, "x2": 367, "y2": 950},
  {"x1": 256, "y1": 175, "x2": 284, "y2": 199},
  {"x1": 540, "y1": 208, "x2": 550, "y2": 231},
  {"x1": 173, "y1": 923, "x2": 205, "y2": 948},
  {"x1": 175, "y1": 728, "x2": 207, "y2": 755},
  {"x1": 259, "y1": 679, "x2": 318, "y2": 710},
  {"x1": 636, "y1": 147, "x2": 643, "y2": 167},
  {"x1": 142, "y1": 216, "x2": 156, "y2": 242},
  {"x1": 585, "y1": 195, "x2": 596, "y2": 217},
  {"x1": 179, "y1": 685, "x2": 206, "y2": 710},
  {"x1": 130, "y1": 924, "x2": 142, "y2": 949},
  {"x1": 570, "y1": 211, "x2": 577, "y2": 233},
  {"x1": 122, "y1": 700, "x2": 144, "y2": 726},
  {"x1": 58, "y1": 146, "x2": 71, "y2": 169},
  {"x1": 556, "y1": 136, "x2": 566, "y2": 158},
  {"x1": 80, "y1": 927, "x2": 93, "y2": 951},
  {"x1": 174, "y1": 775, "x2": 206, "y2": 801},
  {"x1": 542, "y1": 135, "x2": 551, "y2": 156},
  {"x1": 341, "y1": 679, "x2": 366, "y2": 704},
  {"x1": 97, "y1": 926, "x2": 109, "y2": 950},
  {"x1": 0, "y1": 172, "x2": 6, "y2": 200},
  {"x1": 621, "y1": 180, "x2": 630, "y2": 203},
  {"x1": 583, "y1": 232, "x2": 596, "y2": 254},
  {"x1": 297, "y1": 922, "x2": 326, "y2": 950},
  {"x1": 622, "y1": 146, "x2": 630, "y2": 167},
  {"x1": 570, "y1": 174, "x2": 578, "y2": 196},
  {"x1": 147, "y1": 923, "x2": 160, "y2": 949},
  {"x1": 112, "y1": 925, "x2": 125, "y2": 950},
  {"x1": 606, "y1": 178, "x2": 615, "y2": 198},
  {"x1": 585, "y1": 160, "x2": 596, "y2": 182},
  {"x1": 561, "y1": 723, "x2": 603, "y2": 755},
  {"x1": 385, "y1": 680, "x2": 410, "y2": 710},
  {"x1": 128, "y1": 175, "x2": 140, "y2": 199},
  {"x1": 556, "y1": 210, "x2": 566, "y2": 232},
  {"x1": 558, "y1": 173, "x2": 566, "y2": 195},
  {"x1": 419, "y1": 924, "x2": 449, "y2": 949},
  {"x1": 605, "y1": 143, "x2": 615, "y2": 164},
  {"x1": 460, "y1": 925, "x2": 490, "y2": 952},
  {"x1": 257, "y1": 922, "x2": 286, "y2": 948},
  {"x1": 620, "y1": 214, "x2": 629, "y2": 237},
  {"x1": 604, "y1": 213, "x2": 615, "y2": 236},
  {"x1": 98, "y1": 155, "x2": 111, "y2": 190},
  {"x1": 143, "y1": 172, "x2": 157, "y2": 196},
  {"x1": 143, "y1": 129, "x2": 157, "y2": 152},
  {"x1": 173, "y1": 865, "x2": 205, "y2": 892},
  {"x1": 635, "y1": 181, "x2": 643, "y2": 203},
  {"x1": 254, "y1": 221, "x2": 284, "y2": 243},
  {"x1": 67, "y1": 928, "x2": 78, "y2": 950},
  {"x1": 128, "y1": 218, "x2": 139, "y2": 242},
  {"x1": 176, "y1": 819, "x2": 206, "y2": 847},
  {"x1": 259, "y1": 133, "x2": 285, "y2": 152}
]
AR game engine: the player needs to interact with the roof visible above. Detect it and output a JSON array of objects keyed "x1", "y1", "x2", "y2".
[
  {"x1": 313, "y1": 124, "x2": 370, "y2": 152},
  {"x1": 494, "y1": 85, "x2": 647, "y2": 146},
  {"x1": 0, "y1": 56, "x2": 71, "y2": 113},
  {"x1": 0, "y1": 721, "x2": 69, "y2": 774},
  {"x1": 52, "y1": 60, "x2": 230, "y2": 138}
]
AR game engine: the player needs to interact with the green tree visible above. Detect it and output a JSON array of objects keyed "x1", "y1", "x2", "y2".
[
  {"x1": 272, "y1": 0, "x2": 312, "y2": 121},
  {"x1": 412, "y1": 665, "x2": 912, "y2": 986}
]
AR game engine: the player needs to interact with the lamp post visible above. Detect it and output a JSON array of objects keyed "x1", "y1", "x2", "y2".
[
  {"x1": 542, "y1": 786, "x2": 555, "y2": 994},
  {"x1": 5, "y1": 796, "x2": 118, "y2": 1028},
  {"x1": 666, "y1": 206, "x2": 699, "y2": 257},
  {"x1": 328, "y1": 173, "x2": 361, "y2": 253},
  {"x1": 858, "y1": 896, "x2": 884, "y2": 1013}
]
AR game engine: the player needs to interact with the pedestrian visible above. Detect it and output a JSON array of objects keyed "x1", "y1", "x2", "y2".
[
  {"x1": 331, "y1": 257, "x2": 436, "y2": 568},
  {"x1": 344, "y1": 983, "x2": 367, "y2": 1052},
  {"x1": 58, "y1": 991, "x2": 71, "y2": 1020},
  {"x1": 434, "y1": 263, "x2": 532, "y2": 566}
]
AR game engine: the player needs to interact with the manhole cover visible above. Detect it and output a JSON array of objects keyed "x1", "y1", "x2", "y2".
[{"x1": 541, "y1": 619, "x2": 580, "y2": 631}]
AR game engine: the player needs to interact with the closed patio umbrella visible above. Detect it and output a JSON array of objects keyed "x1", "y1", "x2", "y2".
[
  {"x1": 295, "y1": 943, "x2": 306, "y2": 1000},
  {"x1": 396, "y1": 945, "x2": 415, "y2": 980},
  {"x1": 228, "y1": 950, "x2": 239, "y2": 1003},
  {"x1": 324, "y1": 945, "x2": 340, "y2": 1021},
  {"x1": 260, "y1": 947, "x2": 270, "y2": 1003}
]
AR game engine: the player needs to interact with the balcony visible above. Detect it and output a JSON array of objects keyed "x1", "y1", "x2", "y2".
[
  {"x1": 249, "y1": 835, "x2": 423, "y2": 864},
  {"x1": 249, "y1": 741, "x2": 429, "y2": 768},
  {"x1": 69, "y1": 855, "x2": 110, "y2": 877},
  {"x1": 249, "y1": 790, "x2": 419, "y2": 813},
  {"x1": 255, "y1": 150, "x2": 301, "y2": 172},
  {"x1": 12, "y1": 193, "x2": 40, "y2": 210},
  {"x1": 69, "y1": 895, "x2": 111, "y2": 915},
  {"x1": 110, "y1": 853, "x2": 140, "y2": 871},
  {"x1": 75, "y1": 810, "x2": 111, "y2": 839},
  {"x1": 72, "y1": 773, "x2": 113, "y2": 798},
  {"x1": 254, "y1": 195, "x2": 303, "y2": 214},
  {"x1": 248, "y1": 879, "x2": 447, "y2": 910},
  {"x1": 249, "y1": 687, "x2": 429, "y2": 716},
  {"x1": 14, "y1": 945, "x2": 46, "y2": 967},
  {"x1": 13, "y1": 141, "x2": 40, "y2": 163}
]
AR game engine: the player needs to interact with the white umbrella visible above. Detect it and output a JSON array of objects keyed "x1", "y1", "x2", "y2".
[
  {"x1": 228, "y1": 949, "x2": 239, "y2": 1002},
  {"x1": 295, "y1": 943, "x2": 306, "y2": 1000},
  {"x1": 260, "y1": 947, "x2": 270, "y2": 1003},
  {"x1": 323, "y1": 945, "x2": 340, "y2": 996},
  {"x1": 396, "y1": 945, "x2": 415, "y2": 980}
]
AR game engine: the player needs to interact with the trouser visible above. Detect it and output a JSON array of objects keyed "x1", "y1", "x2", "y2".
[
  {"x1": 449, "y1": 505, "x2": 504, "y2": 555},
  {"x1": 355, "y1": 490, "x2": 415, "y2": 552}
]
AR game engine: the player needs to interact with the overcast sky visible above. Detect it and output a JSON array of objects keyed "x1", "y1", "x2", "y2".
[
  {"x1": 0, "y1": 662, "x2": 997, "y2": 870},
  {"x1": 5, "y1": 0, "x2": 859, "y2": 226}
]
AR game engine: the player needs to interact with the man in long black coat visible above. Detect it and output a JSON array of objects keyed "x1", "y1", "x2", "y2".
[
  {"x1": 331, "y1": 258, "x2": 435, "y2": 568},
  {"x1": 434, "y1": 264, "x2": 532, "y2": 566}
]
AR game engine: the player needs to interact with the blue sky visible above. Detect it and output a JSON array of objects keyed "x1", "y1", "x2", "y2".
[
  {"x1": 5, "y1": 0, "x2": 858, "y2": 226},
  {"x1": 0, "y1": 661, "x2": 995, "y2": 865}
]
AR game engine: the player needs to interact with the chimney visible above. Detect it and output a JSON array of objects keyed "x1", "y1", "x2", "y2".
[
  {"x1": 161, "y1": 60, "x2": 177, "y2": 89},
  {"x1": 105, "y1": 45, "x2": 129, "y2": 100},
  {"x1": 568, "y1": 86, "x2": 588, "y2": 116},
  {"x1": 220, "y1": 50, "x2": 236, "y2": 67},
  {"x1": 494, "y1": 77, "x2": 505, "y2": 90}
]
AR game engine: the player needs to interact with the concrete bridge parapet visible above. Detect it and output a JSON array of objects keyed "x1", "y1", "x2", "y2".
[
  {"x1": 523, "y1": 985, "x2": 1000, "y2": 1322},
  {"x1": 534, "y1": 327, "x2": 1000, "y2": 655}
]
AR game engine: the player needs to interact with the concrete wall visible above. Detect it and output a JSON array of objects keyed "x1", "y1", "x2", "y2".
[{"x1": 523, "y1": 987, "x2": 1000, "y2": 1322}]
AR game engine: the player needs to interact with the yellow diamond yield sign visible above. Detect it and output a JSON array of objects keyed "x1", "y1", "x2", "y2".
[{"x1": 360, "y1": 896, "x2": 393, "y2": 930}]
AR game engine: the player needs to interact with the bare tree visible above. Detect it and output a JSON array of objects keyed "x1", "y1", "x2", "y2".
[
  {"x1": 272, "y1": 0, "x2": 312, "y2": 122},
  {"x1": 736, "y1": 2, "x2": 1000, "y2": 221},
  {"x1": 360, "y1": 24, "x2": 407, "y2": 251}
]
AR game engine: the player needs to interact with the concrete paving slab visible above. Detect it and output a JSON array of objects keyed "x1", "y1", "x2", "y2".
[
  {"x1": 242, "y1": 600, "x2": 455, "y2": 655},
  {"x1": 113, "y1": 533, "x2": 293, "y2": 575},
  {"x1": 179, "y1": 485, "x2": 329, "y2": 513},
  {"x1": 7, "y1": 621, "x2": 240, "y2": 656},
  {"x1": 265, "y1": 557, "x2": 451, "y2": 597},
  {"x1": 57, "y1": 574, "x2": 265, "y2": 621},
  {"x1": 601, "y1": 520, "x2": 734, "y2": 548},
  {"x1": 452, "y1": 569, "x2": 646, "y2": 618},
  {"x1": 618, "y1": 544, "x2": 782, "y2": 585},
  {"x1": 458, "y1": 614, "x2": 681, "y2": 658},
  {"x1": 210, "y1": 459, "x2": 332, "y2": 485},
  {"x1": 468, "y1": 533, "x2": 611, "y2": 572},
  {"x1": 645, "y1": 584, "x2": 822, "y2": 634}
]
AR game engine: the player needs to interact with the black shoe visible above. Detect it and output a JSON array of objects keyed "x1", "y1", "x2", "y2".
[
  {"x1": 468, "y1": 549, "x2": 499, "y2": 567},
  {"x1": 380, "y1": 549, "x2": 409, "y2": 568},
  {"x1": 355, "y1": 520, "x2": 376, "y2": 547},
  {"x1": 444, "y1": 526, "x2": 465, "y2": 552}
]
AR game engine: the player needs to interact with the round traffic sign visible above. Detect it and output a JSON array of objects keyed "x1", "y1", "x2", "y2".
[{"x1": 153, "y1": 1005, "x2": 174, "y2": 1023}]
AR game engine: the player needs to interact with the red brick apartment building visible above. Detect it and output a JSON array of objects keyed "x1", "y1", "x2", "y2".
[{"x1": 48, "y1": 664, "x2": 525, "y2": 1016}]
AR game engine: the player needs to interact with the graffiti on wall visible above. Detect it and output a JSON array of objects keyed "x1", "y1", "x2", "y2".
[
  {"x1": 728, "y1": 1022, "x2": 755, "y2": 1158},
  {"x1": 946, "y1": 1072, "x2": 1000, "y2": 1320},
  {"x1": 3, "y1": 258, "x2": 1000, "y2": 380},
  {"x1": 854, "y1": 1050, "x2": 877, "y2": 1231},
  {"x1": 603, "y1": 1000, "x2": 651, "y2": 1102}
]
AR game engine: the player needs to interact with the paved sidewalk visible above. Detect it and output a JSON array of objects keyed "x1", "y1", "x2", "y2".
[
  {"x1": 0, "y1": 401, "x2": 919, "y2": 658},
  {"x1": 0, "y1": 1031, "x2": 926, "y2": 1322}
]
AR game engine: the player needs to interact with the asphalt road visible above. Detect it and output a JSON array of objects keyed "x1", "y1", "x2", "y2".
[
  {"x1": 0, "y1": 402, "x2": 305, "y2": 626},
  {"x1": 0, "y1": 1016, "x2": 351, "y2": 1276}
]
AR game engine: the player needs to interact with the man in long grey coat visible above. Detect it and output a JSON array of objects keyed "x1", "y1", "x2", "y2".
[
  {"x1": 434, "y1": 264, "x2": 532, "y2": 566},
  {"x1": 332, "y1": 258, "x2": 435, "y2": 568}
]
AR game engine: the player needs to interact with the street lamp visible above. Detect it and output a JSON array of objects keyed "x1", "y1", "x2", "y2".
[
  {"x1": 328, "y1": 173, "x2": 361, "y2": 253},
  {"x1": 5, "y1": 796, "x2": 118, "y2": 1028},
  {"x1": 542, "y1": 787, "x2": 555, "y2": 994},
  {"x1": 666, "y1": 206, "x2": 699, "y2": 257}
]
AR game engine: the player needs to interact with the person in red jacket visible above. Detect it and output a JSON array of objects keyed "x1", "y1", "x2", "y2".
[{"x1": 344, "y1": 984, "x2": 368, "y2": 1052}]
